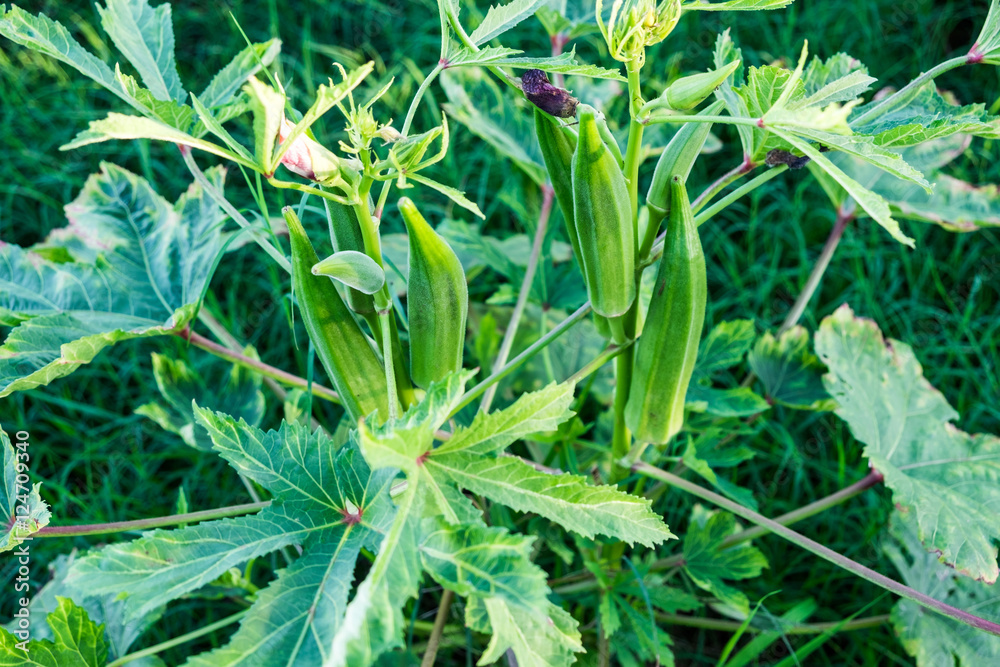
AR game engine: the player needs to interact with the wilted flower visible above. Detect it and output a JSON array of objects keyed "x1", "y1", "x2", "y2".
[{"x1": 521, "y1": 69, "x2": 579, "y2": 118}]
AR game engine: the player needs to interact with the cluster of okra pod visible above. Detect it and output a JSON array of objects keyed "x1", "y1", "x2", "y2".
[{"x1": 289, "y1": 0, "x2": 729, "y2": 446}]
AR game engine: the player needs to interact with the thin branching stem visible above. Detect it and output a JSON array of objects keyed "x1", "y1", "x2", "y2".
[
  {"x1": 178, "y1": 328, "x2": 341, "y2": 403},
  {"x1": 421, "y1": 589, "x2": 454, "y2": 667},
  {"x1": 633, "y1": 462, "x2": 1000, "y2": 637},
  {"x1": 108, "y1": 610, "x2": 248, "y2": 666},
  {"x1": 480, "y1": 185, "x2": 554, "y2": 413},
  {"x1": 35, "y1": 502, "x2": 269, "y2": 538},
  {"x1": 657, "y1": 612, "x2": 891, "y2": 634}
]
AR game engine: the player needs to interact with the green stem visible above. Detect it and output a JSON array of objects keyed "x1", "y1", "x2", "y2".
[
  {"x1": 566, "y1": 341, "x2": 634, "y2": 386},
  {"x1": 657, "y1": 612, "x2": 891, "y2": 634},
  {"x1": 850, "y1": 55, "x2": 969, "y2": 127},
  {"x1": 643, "y1": 114, "x2": 762, "y2": 128},
  {"x1": 610, "y1": 353, "x2": 633, "y2": 483},
  {"x1": 108, "y1": 610, "x2": 248, "y2": 666},
  {"x1": 178, "y1": 328, "x2": 341, "y2": 403},
  {"x1": 624, "y1": 59, "x2": 645, "y2": 232},
  {"x1": 480, "y1": 185, "x2": 553, "y2": 413},
  {"x1": 632, "y1": 462, "x2": 1000, "y2": 637},
  {"x1": 35, "y1": 502, "x2": 268, "y2": 538},
  {"x1": 779, "y1": 206, "x2": 853, "y2": 334},
  {"x1": 420, "y1": 589, "x2": 454, "y2": 667},
  {"x1": 641, "y1": 166, "x2": 789, "y2": 272},
  {"x1": 450, "y1": 303, "x2": 592, "y2": 418},
  {"x1": 379, "y1": 307, "x2": 400, "y2": 421},
  {"x1": 693, "y1": 166, "x2": 787, "y2": 227},
  {"x1": 179, "y1": 146, "x2": 291, "y2": 274},
  {"x1": 690, "y1": 158, "x2": 753, "y2": 215}
]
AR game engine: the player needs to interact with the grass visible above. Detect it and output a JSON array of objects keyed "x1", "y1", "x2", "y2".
[{"x1": 1, "y1": 0, "x2": 998, "y2": 664}]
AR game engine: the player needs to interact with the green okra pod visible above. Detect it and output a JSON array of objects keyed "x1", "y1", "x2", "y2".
[
  {"x1": 399, "y1": 197, "x2": 468, "y2": 389},
  {"x1": 626, "y1": 176, "x2": 707, "y2": 444},
  {"x1": 572, "y1": 104, "x2": 636, "y2": 320},
  {"x1": 324, "y1": 199, "x2": 377, "y2": 315},
  {"x1": 534, "y1": 109, "x2": 614, "y2": 338},
  {"x1": 284, "y1": 207, "x2": 393, "y2": 424}
]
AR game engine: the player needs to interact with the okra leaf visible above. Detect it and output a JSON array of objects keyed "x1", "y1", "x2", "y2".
[
  {"x1": 425, "y1": 453, "x2": 675, "y2": 546},
  {"x1": 682, "y1": 0, "x2": 796, "y2": 11},
  {"x1": 469, "y1": 0, "x2": 547, "y2": 46},
  {"x1": 244, "y1": 76, "x2": 287, "y2": 172},
  {"x1": 114, "y1": 67, "x2": 196, "y2": 131},
  {"x1": 358, "y1": 370, "x2": 476, "y2": 474},
  {"x1": 885, "y1": 511, "x2": 1000, "y2": 666},
  {"x1": 748, "y1": 326, "x2": 836, "y2": 410},
  {"x1": 97, "y1": 0, "x2": 185, "y2": 103},
  {"x1": 434, "y1": 382, "x2": 575, "y2": 456},
  {"x1": 441, "y1": 68, "x2": 548, "y2": 186},
  {"x1": 326, "y1": 490, "x2": 427, "y2": 667},
  {"x1": 1, "y1": 427, "x2": 52, "y2": 552},
  {"x1": 768, "y1": 127, "x2": 915, "y2": 246},
  {"x1": 851, "y1": 82, "x2": 1000, "y2": 148},
  {"x1": 2, "y1": 552, "x2": 163, "y2": 661},
  {"x1": 713, "y1": 31, "x2": 754, "y2": 157},
  {"x1": 974, "y1": 0, "x2": 1000, "y2": 65},
  {"x1": 467, "y1": 596, "x2": 583, "y2": 666},
  {"x1": 312, "y1": 251, "x2": 386, "y2": 295},
  {"x1": 198, "y1": 38, "x2": 281, "y2": 109},
  {"x1": 681, "y1": 436, "x2": 758, "y2": 510},
  {"x1": 420, "y1": 523, "x2": 549, "y2": 608},
  {"x1": 66, "y1": 503, "x2": 328, "y2": 624},
  {"x1": 184, "y1": 534, "x2": 367, "y2": 667},
  {"x1": 0, "y1": 164, "x2": 229, "y2": 397},
  {"x1": 62, "y1": 112, "x2": 259, "y2": 170},
  {"x1": 816, "y1": 304, "x2": 1000, "y2": 583},
  {"x1": 800, "y1": 53, "x2": 875, "y2": 107},
  {"x1": 687, "y1": 320, "x2": 770, "y2": 418},
  {"x1": 0, "y1": 598, "x2": 108, "y2": 667},
  {"x1": 682, "y1": 505, "x2": 768, "y2": 614},
  {"x1": 0, "y1": 5, "x2": 129, "y2": 106},
  {"x1": 137, "y1": 352, "x2": 266, "y2": 451}
]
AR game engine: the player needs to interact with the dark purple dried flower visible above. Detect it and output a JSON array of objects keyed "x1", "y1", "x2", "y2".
[{"x1": 521, "y1": 69, "x2": 579, "y2": 119}]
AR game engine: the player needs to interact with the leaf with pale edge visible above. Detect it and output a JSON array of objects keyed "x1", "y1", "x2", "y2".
[
  {"x1": 97, "y1": 0, "x2": 185, "y2": 103},
  {"x1": 199, "y1": 39, "x2": 281, "y2": 109},
  {"x1": 682, "y1": 505, "x2": 768, "y2": 614},
  {"x1": 136, "y1": 352, "x2": 266, "y2": 451},
  {"x1": 0, "y1": 164, "x2": 228, "y2": 397},
  {"x1": 682, "y1": 0, "x2": 795, "y2": 10},
  {"x1": 1, "y1": 427, "x2": 51, "y2": 552},
  {"x1": 687, "y1": 320, "x2": 770, "y2": 418},
  {"x1": 975, "y1": 0, "x2": 1000, "y2": 64},
  {"x1": 434, "y1": 382, "x2": 574, "y2": 456},
  {"x1": 469, "y1": 0, "x2": 547, "y2": 46},
  {"x1": 0, "y1": 598, "x2": 107, "y2": 666},
  {"x1": 885, "y1": 511, "x2": 1000, "y2": 666},
  {"x1": 467, "y1": 596, "x2": 583, "y2": 667},
  {"x1": 449, "y1": 46, "x2": 624, "y2": 80},
  {"x1": 748, "y1": 326, "x2": 836, "y2": 410},
  {"x1": 816, "y1": 304, "x2": 1000, "y2": 583}
]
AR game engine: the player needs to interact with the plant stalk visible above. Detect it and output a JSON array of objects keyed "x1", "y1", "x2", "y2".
[
  {"x1": 35, "y1": 502, "x2": 269, "y2": 538},
  {"x1": 450, "y1": 302, "x2": 592, "y2": 418},
  {"x1": 108, "y1": 610, "x2": 248, "y2": 666},
  {"x1": 421, "y1": 589, "x2": 455, "y2": 667},
  {"x1": 179, "y1": 146, "x2": 291, "y2": 273},
  {"x1": 657, "y1": 612, "x2": 891, "y2": 634},
  {"x1": 690, "y1": 157, "x2": 753, "y2": 214},
  {"x1": 480, "y1": 185, "x2": 554, "y2": 413},
  {"x1": 850, "y1": 55, "x2": 970, "y2": 127},
  {"x1": 632, "y1": 462, "x2": 1000, "y2": 637},
  {"x1": 779, "y1": 206, "x2": 854, "y2": 334},
  {"x1": 178, "y1": 328, "x2": 341, "y2": 403}
]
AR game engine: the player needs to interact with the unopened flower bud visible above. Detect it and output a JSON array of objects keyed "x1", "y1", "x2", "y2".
[{"x1": 661, "y1": 60, "x2": 741, "y2": 111}]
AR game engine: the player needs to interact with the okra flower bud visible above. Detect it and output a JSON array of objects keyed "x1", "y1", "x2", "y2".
[
  {"x1": 599, "y1": 0, "x2": 681, "y2": 63},
  {"x1": 571, "y1": 105, "x2": 636, "y2": 319},
  {"x1": 655, "y1": 60, "x2": 742, "y2": 111},
  {"x1": 399, "y1": 198, "x2": 468, "y2": 389}
]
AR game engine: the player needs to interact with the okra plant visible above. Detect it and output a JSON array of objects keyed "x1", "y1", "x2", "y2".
[{"x1": 2, "y1": 0, "x2": 1000, "y2": 664}]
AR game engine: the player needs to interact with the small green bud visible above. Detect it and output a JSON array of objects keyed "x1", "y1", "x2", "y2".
[{"x1": 660, "y1": 60, "x2": 742, "y2": 111}]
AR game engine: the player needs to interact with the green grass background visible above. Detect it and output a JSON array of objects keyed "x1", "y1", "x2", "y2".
[{"x1": 1, "y1": 0, "x2": 998, "y2": 664}]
